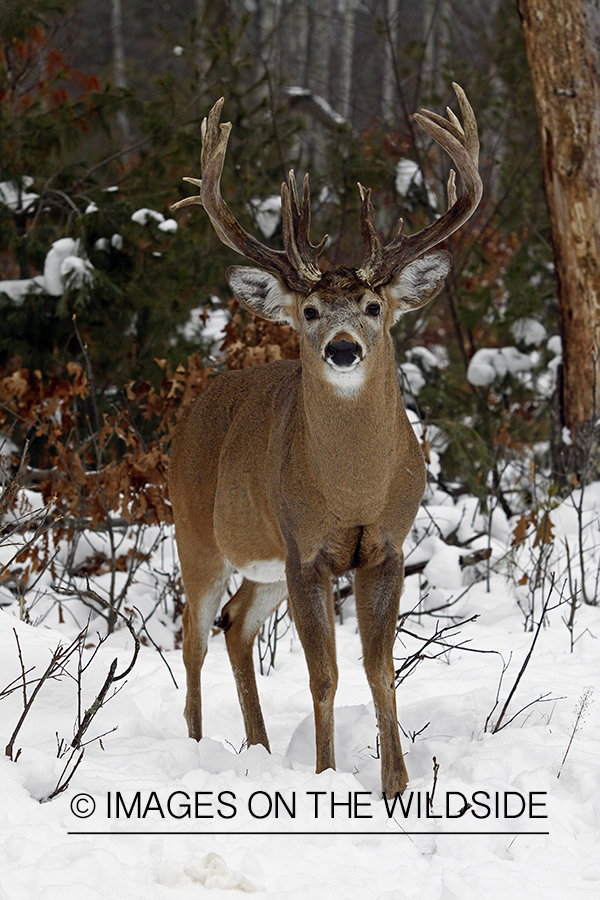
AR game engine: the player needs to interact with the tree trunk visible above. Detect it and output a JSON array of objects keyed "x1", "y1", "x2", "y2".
[
  {"x1": 111, "y1": 0, "x2": 131, "y2": 145},
  {"x1": 339, "y1": 0, "x2": 356, "y2": 122},
  {"x1": 381, "y1": 0, "x2": 399, "y2": 124},
  {"x1": 518, "y1": 0, "x2": 600, "y2": 475}
]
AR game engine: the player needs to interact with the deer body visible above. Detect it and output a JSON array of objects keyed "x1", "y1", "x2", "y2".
[{"x1": 169, "y1": 87, "x2": 482, "y2": 795}]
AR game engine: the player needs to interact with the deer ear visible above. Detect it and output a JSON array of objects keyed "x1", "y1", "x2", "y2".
[
  {"x1": 380, "y1": 250, "x2": 452, "y2": 321},
  {"x1": 227, "y1": 266, "x2": 296, "y2": 325}
]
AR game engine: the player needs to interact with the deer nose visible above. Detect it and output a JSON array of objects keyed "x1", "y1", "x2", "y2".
[
  {"x1": 329, "y1": 339, "x2": 358, "y2": 353},
  {"x1": 325, "y1": 339, "x2": 361, "y2": 367}
]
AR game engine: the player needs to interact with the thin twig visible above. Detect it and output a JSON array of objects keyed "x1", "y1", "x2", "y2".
[
  {"x1": 557, "y1": 687, "x2": 594, "y2": 779},
  {"x1": 428, "y1": 757, "x2": 440, "y2": 814},
  {"x1": 133, "y1": 605, "x2": 178, "y2": 688},
  {"x1": 491, "y1": 574, "x2": 559, "y2": 733},
  {"x1": 5, "y1": 629, "x2": 82, "y2": 760}
]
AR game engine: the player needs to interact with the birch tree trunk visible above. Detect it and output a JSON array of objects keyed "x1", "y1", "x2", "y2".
[
  {"x1": 339, "y1": 0, "x2": 356, "y2": 122},
  {"x1": 518, "y1": 0, "x2": 600, "y2": 474},
  {"x1": 111, "y1": 0, "x2": 131, "y2": 145},
  {"x1": 381, "y1": 0, "x2": 399, "y2": 124}
]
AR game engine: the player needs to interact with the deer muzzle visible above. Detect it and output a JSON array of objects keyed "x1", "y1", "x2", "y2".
[{"x1": 324, "y1": 338, "x2": 363, "y2": 368}]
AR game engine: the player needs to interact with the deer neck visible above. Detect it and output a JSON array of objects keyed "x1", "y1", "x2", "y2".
[{"x1": 300, "y1": 338, "x2": 402, "y2": 519}]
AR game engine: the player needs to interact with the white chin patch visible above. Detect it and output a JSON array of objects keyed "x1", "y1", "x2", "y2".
[
  {"x1": 323, "y1": 361, "x2": 365, "y2": 396},
  {"x1": 237, "y1": 559, "x2": 286, "y2": 584}
]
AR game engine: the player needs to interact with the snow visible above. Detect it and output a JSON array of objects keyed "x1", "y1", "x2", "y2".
[
  {"x1": 131, "y1": 208, "x2": 166, "y2": 226},
  {"x1": 395, "y1": 159, "x2": 438, "y2": 209},
  {"x1": 179, "y1": 305, "x2": 228, "y2": 345},
  {"x1": 1, "y1": 481, "x2": 599, "y2": 898},
  {"x1": 60, "y1": 255, "x2": 94, "y2": 287},
  {"x1": 399, "y1": 345, "x2": 449, "y2": 397},
  {"x1": 130, "y1": 210, "x2": 178, "y2": 232},
  {"x1": 43, "y1": 238, "x2": 94, "y2": 295},
  {"x1": 0, "y1": 176, "x2": 39, "y2": 212},
  {"x1": 312, "y1": 94, "x2": 346, "y2": 126},
  {"x1": 562, "y1": 426, "x2": 573, "y2": 446},
  {"x1": 158, "y1": 219, "x2": 178, "y2": 233},
  {"x1": 406, "y1": 345, "x2": 447, "y2": 371},
  {"x1": 0, "y1": 277, "x2": 45, "y2": 302},
  {"x1": 287, "y1": 86, "x2": 311, "y2": 97},
  {"x1": 467, "y1": 347, "x2": 533, "y2": 387},
  {"x1": 96, "y1": 234, "x2": 124, "y2": 251},
  {"x1": 547, "y1": 336, "x2": 562, "y2": 357},
  {"x1": 286, "y1": 87, "x2": 346, "y2": 126},
  {"x1": 202, "y1": 307, "x2": 229, "y2": 344},
  {"x1": 249, "y1": 196, "x2": 281, "y2": 239},
  {"x1": 398, "y1": 361, "x2": 426, "y2": 396},
  {"x1": 511, "y1": 319, "x2": 547, "y2": 347},
  {"x1": 0, "y1": 238, "x2": 94, "y2": 303}
]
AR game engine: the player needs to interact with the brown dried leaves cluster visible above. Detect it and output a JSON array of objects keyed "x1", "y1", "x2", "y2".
[{"x1": 0, "y1": 302, "x2": 299, "y2": 580}]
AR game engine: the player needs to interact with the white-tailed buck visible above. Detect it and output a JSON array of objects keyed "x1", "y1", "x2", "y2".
[{"x1": 169, "y1": 84, "x2": 482, "y2": 795}]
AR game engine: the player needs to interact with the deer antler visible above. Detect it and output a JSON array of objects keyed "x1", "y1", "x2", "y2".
[
  {"x1": 171, "y1": 98, "x2": 326, "y2": 292},
  {"x1": 357, "y1": 83, "x2": 482, "y2": 288}
]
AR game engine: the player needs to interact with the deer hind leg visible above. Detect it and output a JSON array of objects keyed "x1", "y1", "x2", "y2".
[
  {"x1": 180, "y1": 549, "x2": 233, "y2": 741},
  {"x1": 354, "y1": 553, "x2": 408, "y2": 796},
  {"x1": 286, "y1": 562, "x2": 338, "y2": 774},
  {"x1": 220, "y1": 579, "x2": 288, "y2": 751}
]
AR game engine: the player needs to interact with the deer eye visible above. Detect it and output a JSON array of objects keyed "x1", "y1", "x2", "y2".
[
  {"x1": 303, "y1": 306, "x2": 319, "y2": 321},
  {"x1": 366, "y1": 302, "x2": 381, "y2": 317}
]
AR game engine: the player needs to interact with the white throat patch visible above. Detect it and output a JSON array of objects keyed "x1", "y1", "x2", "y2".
[{"x1": 323, "y1": 361, "x2": 365, "y2": 397}]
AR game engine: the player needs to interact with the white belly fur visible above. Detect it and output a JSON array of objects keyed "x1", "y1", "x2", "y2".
[{"x1": 236, "y1": 558, "x2": 287, "y2": 583}]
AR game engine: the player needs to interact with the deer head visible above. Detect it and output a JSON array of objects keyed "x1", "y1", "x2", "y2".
[{"x1": 172, "y1": 85, "x2": 481, "y2": 395}]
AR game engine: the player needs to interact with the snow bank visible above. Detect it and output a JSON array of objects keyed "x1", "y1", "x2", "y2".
[{"x1": 0, "y1": 482, "x2": 599, "y2": 899}]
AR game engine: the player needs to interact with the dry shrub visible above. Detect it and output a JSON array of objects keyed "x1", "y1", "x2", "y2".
[
  {"x1": 0, "y1": 354, "x2": 210, "y2": 584},
  {"x1": 221, "y1": 299, "x2": 299, "y2": 370},
  {"x1": 0, "y1": 301, "x2": 298, "y2": 588}
]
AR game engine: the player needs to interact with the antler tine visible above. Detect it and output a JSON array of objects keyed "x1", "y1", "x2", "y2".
[
  {"x1": 453, "y1": 82, "x2": 480, "y2": 159},
  {"x1": 301, "y1": 174, "x2": 328, "y2": 258},
  {"x1": 447, "y1": 169, "x2": 457, "y2": 208},
  {"x1": 171, "y1": 99, "x2": 324, "y2": 292},
  {"x1": 280, "y1": 170, "x2": 326, "y2": 284},
  {"x1": 357, "y1": 183, "x2": 384, "y2": 279},
  {"x1": 287, "y1": 169, "x2": 301, "y2": 220},
  {"x1": 291, "y1": 173, "x2": 327, "y2": 256},
  {"x1": 357, "y1": 83, "x2": 482, "y2": 287}
]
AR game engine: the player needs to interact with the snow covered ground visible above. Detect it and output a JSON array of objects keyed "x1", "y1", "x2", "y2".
[{"x1": 1, "y1": 484, "x2": 599, "y2": 899}]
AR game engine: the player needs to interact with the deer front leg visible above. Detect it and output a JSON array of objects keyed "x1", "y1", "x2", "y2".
[
  {"x1": 354, "y1": 553, "x2": 407, "y2": 796},
  {"x1": 286, "y1": 558, "x2": 338, "y2": 774}
]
